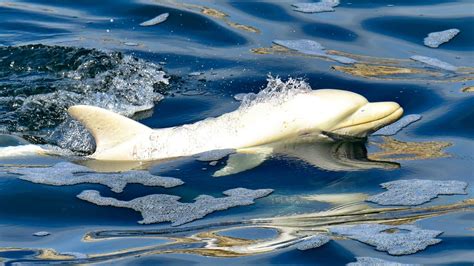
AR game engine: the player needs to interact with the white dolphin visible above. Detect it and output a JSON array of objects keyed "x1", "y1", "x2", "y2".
[{"x1": 67, "y1": 89, "x2": 403, "y2": 167}]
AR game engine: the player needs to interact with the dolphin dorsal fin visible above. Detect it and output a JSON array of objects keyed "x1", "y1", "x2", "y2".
[{"x1": 68, "y1": 105, "x2": 152, "y2": 154}]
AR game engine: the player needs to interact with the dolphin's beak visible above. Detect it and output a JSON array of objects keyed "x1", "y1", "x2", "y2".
[{"x1": 332, "y1": 102, "x2": 403, "y2": 137}]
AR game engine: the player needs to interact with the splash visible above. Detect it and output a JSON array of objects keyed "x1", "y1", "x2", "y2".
[
  {"x1": 239, "y1": 76, "x2": 312, "y2": 109},
  {"x1": 0, "y1": 44, "x2": 169, "y2": 152}
]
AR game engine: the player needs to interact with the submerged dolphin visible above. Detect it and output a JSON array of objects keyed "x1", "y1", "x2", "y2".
[{"x1": 68, "y1": 89, "x2": 403, "y2": 165}]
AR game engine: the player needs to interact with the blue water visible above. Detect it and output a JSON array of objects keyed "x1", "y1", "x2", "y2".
[{"x1": 0, "y1": 0, "x2": 473, "y2": 265}]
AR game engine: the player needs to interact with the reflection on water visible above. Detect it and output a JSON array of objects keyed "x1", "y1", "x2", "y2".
[
  {"x1": 3, "y1": 199, "x2": 472, "y2": 264},
  {"x1": 252, "y1": 43, "x2": 474, "y2": 82},
  {"x1": 368, "y1": 137, "x2": 452, "y2": 161},
  {"x1": 0, "y1": 0, "x2": 473, "y2": 265}
]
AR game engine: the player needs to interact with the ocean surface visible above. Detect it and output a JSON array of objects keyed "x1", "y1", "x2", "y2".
[{"x1": 0, "y1": 0, "x2": 473, "y2": 265}]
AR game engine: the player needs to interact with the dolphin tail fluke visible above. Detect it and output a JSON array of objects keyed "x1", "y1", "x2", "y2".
[{"x1": 68, "y1": 105, "x2": 152, "y2": 155}]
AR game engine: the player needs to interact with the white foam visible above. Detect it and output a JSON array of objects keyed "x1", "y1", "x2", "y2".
[
  {"x1": 0, "y1": 45, "x2": 170, "y2": 153},
  {"x1": 410, "y1": 55, "x2": 458, "y2": 71},
  {"x1": 47, "y1": 53, "x2": 168, "y2": 152},
  {"x1": 292, "y1": 0, "x2": 340, "y2": 13},
  {"x1": 33, "y1": 231, "x2": 51, "y2": 237},
  {"x1": 424, "y1": 29, "x2": 460, "y2": 48},
  {"x1": 188, "y1": 71, "x2": 203, "y2": 76},
  {"x1": 233, "y1": 93, "x2": 256, "y2": 102},
  {"x1": 77, "y1": 188, "x2": 273, "y2": 225},
  {"x1": 348, "y1": 257, "x2": 419, "y2": 266},
  {"x1": 367, "y1": 179, "x2": 467, "y2": 206},
  {"x1": 123, "y1": 42, "x2": 139, "y2": 46},
  {"x1": 295, "y1": 235, "x2": 331, "y2": 250},
  {"x1": 140, "y1": 13, "x2": 169, "y2": 26},
  {"x1": 331, "y1": 224, "x2": 442, "y2": 255},
  {"x1": 273, "y1": 39, "x2": 356, "y2": 64},
  {"x1": 372, "y1": 114, "x2": 422, "y2": 136},
  {"x1": 240, "y1": 76, "x2": 312, "y2": 109},
  {"x1": 9, "y1": 162, "x2": 184, "y2": 193}
]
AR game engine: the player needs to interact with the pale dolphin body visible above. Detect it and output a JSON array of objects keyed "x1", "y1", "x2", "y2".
[{"x1": 68, "y1": 89, "x2": 403, "y2": 169}]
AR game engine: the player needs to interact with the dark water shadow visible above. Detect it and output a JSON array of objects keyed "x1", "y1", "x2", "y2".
[
  {"x1": 341, "y1": 0, "x2": 460, "y2": 8},
  {"x1": 228, "y1": 2, "x2": 296, "y2": 22},
  {"x1": 415, "y1": 96, "x2": 474, "y2": 138},
  {"x1": 362, "y1": 16, "x2": 474, "y2": 51},
  {"x1": 302, "y1": 23, "x2": 358, "y2": 42},
  {"x1": 251, "y1": 241, "x2": 356, "y2": 265},
  {"x1": 16, "y1": 0, "x2": 249, "y2": 47}
]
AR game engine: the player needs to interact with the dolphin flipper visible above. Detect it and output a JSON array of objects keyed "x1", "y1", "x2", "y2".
[
  {"x1": 213, "y1": 147, "x2": 272, "y2": 177},
  {"x1": 68, "y1": 105, "x2": 152, "y2": 156}
]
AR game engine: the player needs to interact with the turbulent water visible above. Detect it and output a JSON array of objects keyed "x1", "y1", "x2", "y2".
[
  {"x1": 0, "y1": 44, "x2": 169, "y2": 152},
  {"x1": 0, "y1": 0, "x2": 473, "y2": 265}
]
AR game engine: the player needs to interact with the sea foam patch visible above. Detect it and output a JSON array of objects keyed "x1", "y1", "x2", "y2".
[
  {"x1": 292, "y1": 0, "x2": 340, "y2": 13},
  {"x1": 367, "y1": 179, "x2": 468, "y2": 206},
  {"x1": 330, "y1": 224, "x2": 442, "y2": 255},
  {"x1": 140, "y1": 13, "x2": 169, "y2": 26},
  {"x1": 410, "y1": 56, "x2": 458, "y2": 71},
  {"x1": 33, "y1": 231, "x2": 51, "y2": 237},
  {"x1": 347, "y1": 257, "x2": 420, "y2": 266},
  {"x1": 423, "y1": 29, "x2": 460, "y2": 48},
  {"x1": 9, "y1": 162, "x2": 183, "y2": 193},
  {"x1": 273, "y1": 39, "x2": 356, "y2": 64},
  {"x1": 295, "y1": 234, "x2": 331, "y2": 251},
  {"x1": 372, "y1": 114, "x2": 422, "y2": 136},
  {"x1": 77, "y1": 188, "x2": 273, "y2": 226}
]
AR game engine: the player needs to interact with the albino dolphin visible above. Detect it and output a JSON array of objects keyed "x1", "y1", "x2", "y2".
[{"x1": 68, "y1": 89, "x2": 403, "y2": 166}]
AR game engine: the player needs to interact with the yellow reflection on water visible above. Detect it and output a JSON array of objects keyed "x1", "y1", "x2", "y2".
[{"x1": 369, "y1": 137, "x2": 452, "y2": 161}]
